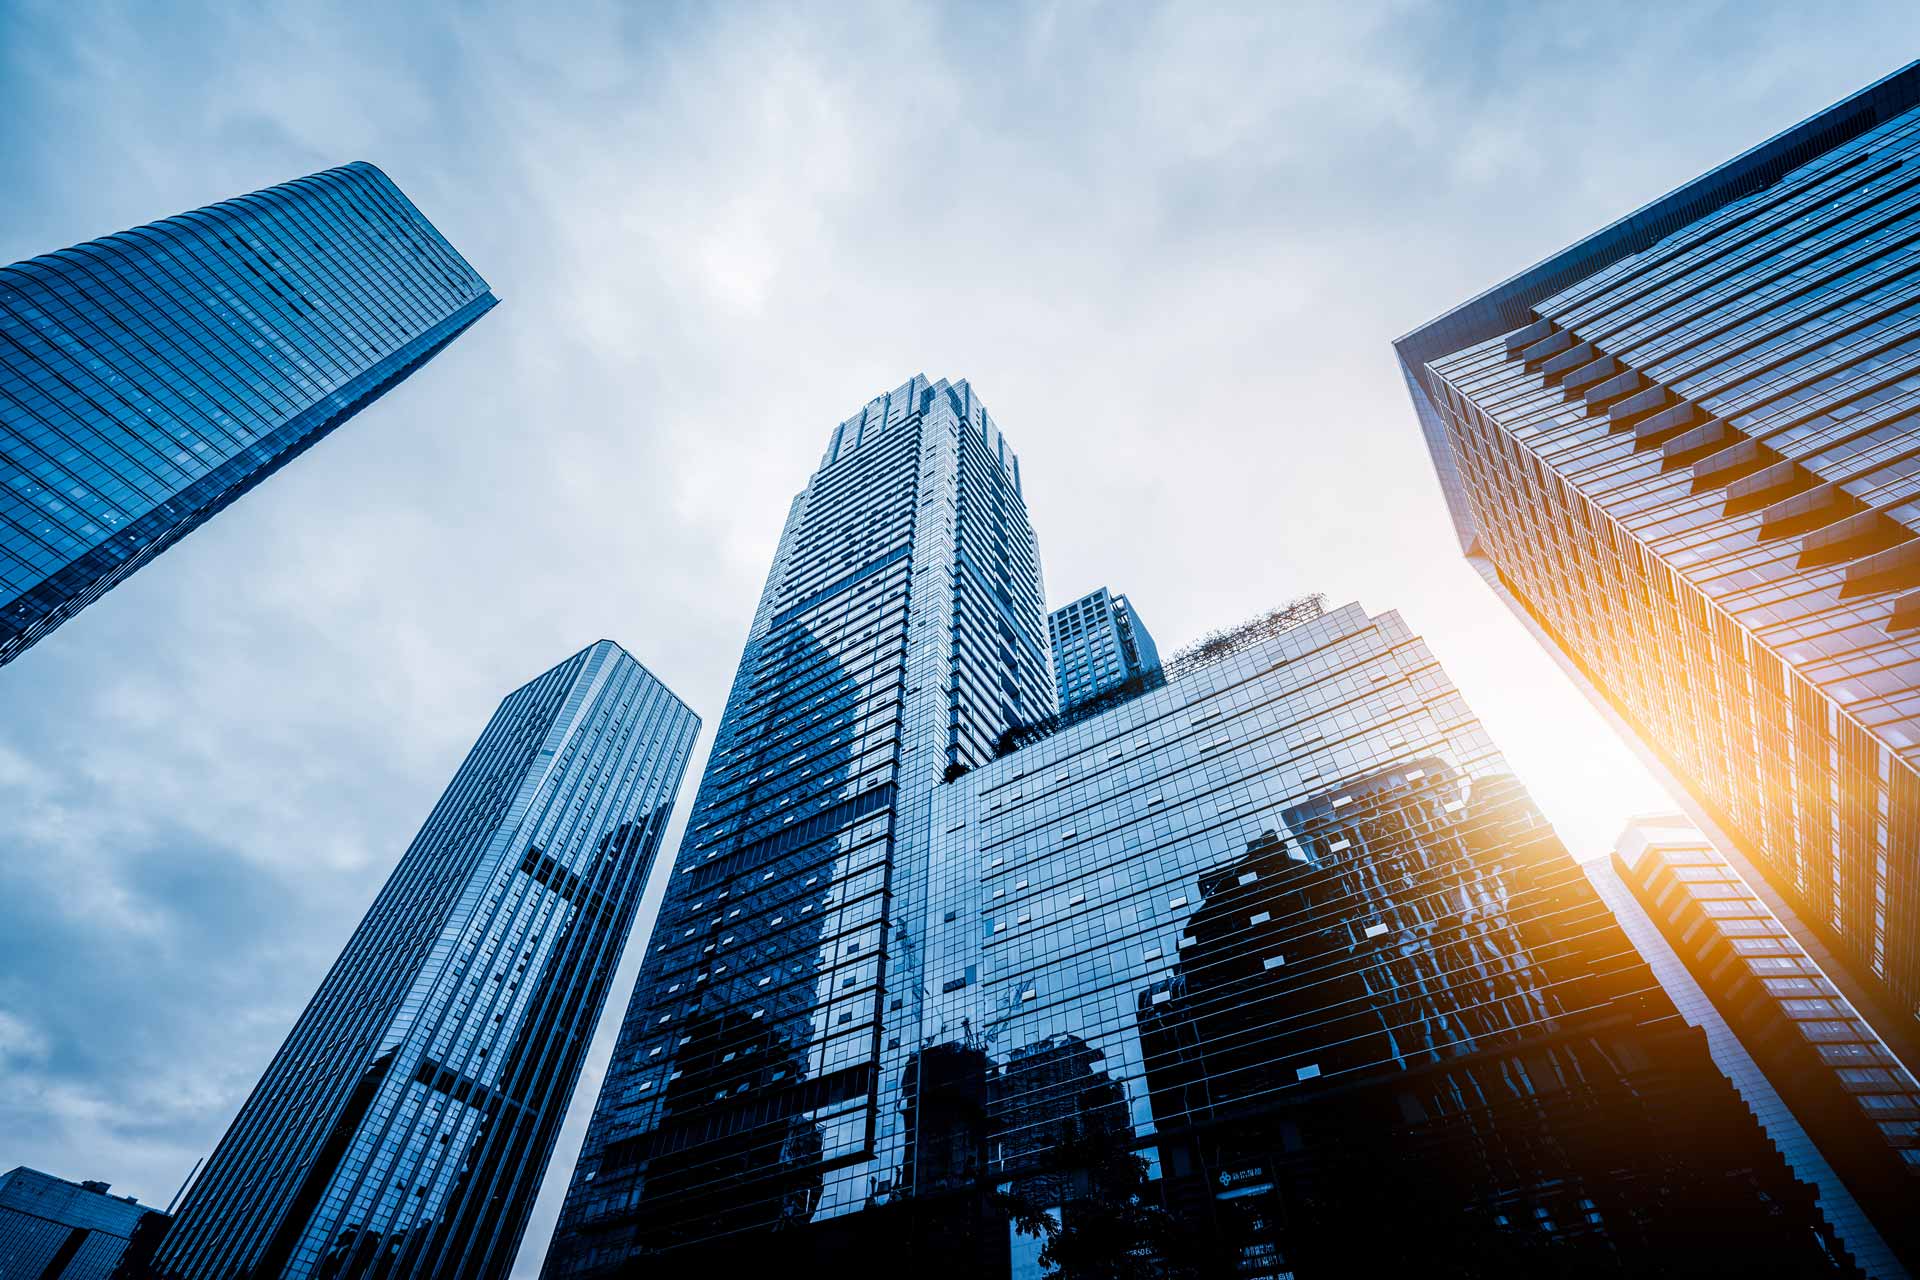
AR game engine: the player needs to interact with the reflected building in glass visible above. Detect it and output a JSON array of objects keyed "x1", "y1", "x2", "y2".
[
  {"x1": 0, "y1": 162, "x2": 495, "y2": 667},
  {"x1": 1609, "y1": 816, "x2": 1920, "y2": 1276},
  {"x1": 924, "y1": 600, "x2": 1855, "y2": 1276},
  {"x1": 1049, "y1": 587, "x2": 1161, "y2": 712},
  {"x1": 543, "y1": 375, "x2": 1054, "y2": 1274},
  {"x1": 156, "y1": 641, "x2": 698, "y2": 1280},
  {"x1": 1395, "y1": 62, "x2": 1920, "y2": 1075}
]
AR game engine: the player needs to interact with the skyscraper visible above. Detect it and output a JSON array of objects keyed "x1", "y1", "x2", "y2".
[
  {"x1": 919, "y1": 600, "x2": 1852, "y2": 1276},
  {"x1": 541, "y1": 360, "x2": 1849, "y2": 1271},
  {"x1": 1049, "y1": 586, "x2": 1162, "y2": 712},
  {"x1": 0, "y1": 161, "x2": 495, "y2": 668},
  {"x1": 157, "y1": 641, "x2": 698, "y2": 1280},
  {"x1": 1396, "y1": 62, "x2": 1920, "y2": 1072},
  {"x1": 543, "y1": 375, "x2": 1053, "y2": 1274},
  {"x1": 1609, "y1": 816, "x2": 1920, "y2": 1276}
]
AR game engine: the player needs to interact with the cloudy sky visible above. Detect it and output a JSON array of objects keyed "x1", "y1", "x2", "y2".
[{"x1": 2, "y1": 0, "x2": 1917, "y2": 1270}]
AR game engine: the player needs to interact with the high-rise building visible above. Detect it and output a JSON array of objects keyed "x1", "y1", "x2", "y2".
[
  {"x1": 157, "y1": 641, "x2": 698, "y2": 1280},
  {"x1": 544, "y1": 384, "x2": 1856, "y2": 1273},
  {"x1": 0, "y1": 1167, "x2": 164, "y2": 1280},
  {"x1": 543, "y1": 375, "x2": 1053, "y2": 1275},
  {"x1": 1395, "y1": 62, "x2": 1920, "y2": 1072},
  {"x1": 1049, "y1": 587, "x2": 1162, "y2": 712},
  {"x1": 916, "y1": 600, "x2": 1854, "y2": 1276},
  {"x1": 1609, "y1": 816, "x2": 1920, "y2": 1276},
  {"x1": 0, "y1": 161, "x2": 495, "y2": 667}
]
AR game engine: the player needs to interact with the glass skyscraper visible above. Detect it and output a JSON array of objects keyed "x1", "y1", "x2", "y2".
[
  {"x1": 156, "y1": 641, "x2": 698, "y2": 1280},
  {"x1": 0, "y1": 161, "x2": 494, "y2": 667},
  {"x1": 543, "y1": 375, "x2": 1053, "y2": 1274},
  {"x1": 1396, "y1": 62, "x2": 1920, "y2": 1075},
  {"x1": 542, "y1": 370, "x2": 1848, "y2": 1275},
  {"x1": 1049, "y1": 586, "x2": 1162, "y2": 712}
]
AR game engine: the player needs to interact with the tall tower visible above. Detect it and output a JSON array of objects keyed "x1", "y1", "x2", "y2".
[
  {"x1": 158, "y1": 641, "x2": 698, "y2": 1280},
  {"x1": 0, "y1": 161, "x2": 495, "y2": 668},
  {"x1": 543, "y1": 376, "x2": 1053, "y2": 1273},
  {"x1": 1396, "y1": 62, "x2": 1920, "y2": 1072},
  {"x1": 1049, "y1": 586, "x2": 1162, "y2": 712}
]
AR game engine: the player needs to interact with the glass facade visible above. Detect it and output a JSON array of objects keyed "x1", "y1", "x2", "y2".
[
  {"x1": 543, "y1": 375, "x2": 1053, "y2": 1274},
  {"x1": 1049, "y1": 587, "x2": 1162, "y2": 713},
  {"x1": 156, "y1": 641, "x2": 698, "y2": 1280},
  {"x1": 550, "y1": 498, "x2": 1855, "y2": 1278},
  {"x1": 1612, "y1": 818, "x2": 1920, "y2": 1276},
  {"x1": 0, "y1": 1167, "x2": 161, "y2": 1280},
  {"x1": 0, "y1": 161, "x2": 495, "y2": 667},
  {"x1": 917, "y1": 601, "x2": 1851, "y2": 1276},
  {"x1": 1396, "y1": 62, "x2": 1920, "y2": 1075}
]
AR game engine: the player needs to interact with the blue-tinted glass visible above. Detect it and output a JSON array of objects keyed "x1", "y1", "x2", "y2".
[
  {"x1": 156, "y1": 643, "x2": 699, "y2": 1280},
  {"x1": 546, "y1": 381, "x2": 1846, "y2": 1275},
  {"x1": 0, "y1": 162, "x2": 495, "y2": 666},
  {"x1": 1049, "y1": 587, "x2": 1163, "y2": 713},
  {"x1": 0, "y1": 1166, "x2": 158, "y2": 1279}
]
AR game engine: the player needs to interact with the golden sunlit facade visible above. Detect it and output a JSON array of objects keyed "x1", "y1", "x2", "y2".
[{"x1": 1398, "y1": 62, "x2": 1920, "y2": 1070}]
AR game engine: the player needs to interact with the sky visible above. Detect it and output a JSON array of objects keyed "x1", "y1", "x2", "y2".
[{"x1": 1, "y1": 0, "x2": 1917, "y2": 1271}]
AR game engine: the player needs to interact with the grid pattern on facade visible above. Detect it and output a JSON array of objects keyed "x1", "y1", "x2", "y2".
[
  {"x1": 1402, "y1": 78, "x2": 1920, "y2": 1067},
  {"x1": 1588, "y1": 835, "x2": 1908, "y2": 1280},
  {"x1": 1614, "y1": 824, "x2": 1920, "y2": 1275},
  {"x1": 544, "y1": 377, "x2": 1053, "y2": 1273},
  {"x1": 0, "y1": 1167, "x2": 156, "y2": 1280},
  {"x1": 1048, "y1": 588, "x2": 1161, "y2": 713},
  {"x1": 917, "y1": 602, "x2": 1853, "y2": 1275},
  {"x1": 0, "y1": 161, "x2": 495, "y2": 665},
  {"x1": 158, "y1": 642, "x2": 698, "y2": 1280}
]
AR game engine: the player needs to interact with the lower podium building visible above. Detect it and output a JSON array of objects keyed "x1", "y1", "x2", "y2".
[
  {"x1": 1612, "y1": 818, "x2": 1920, "y2": 1277},
  {"x1": 547, "y1": 601, "x2": 1857, "y2": 1277},
  {"x1": 0, "y1": 1167, "x2": 165, "y2": 1280},
  {"x1": 155, "y1": 641, "x2": 699, "y2": 1280}
]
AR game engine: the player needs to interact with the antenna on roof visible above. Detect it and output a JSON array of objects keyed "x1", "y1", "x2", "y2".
[{"x1": 165, "y1": 1156, "x2": 204, "y2": 1216}]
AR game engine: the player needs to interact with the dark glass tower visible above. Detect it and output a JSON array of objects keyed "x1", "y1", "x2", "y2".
[
  {"x1": 543, "y1": 376, "x2": 1053, "y2": 1274},
  {"x1": 157, "y1": 641, "x2": 698, "y2": 1280},
  {"x1": 1396, "y1": 62, "x2": 1920, "y2": 1073},
  {"x1": 1049, "y1": 586, "x2": 1162, "y2": 712},
  {"x1": 925, "y1": 601, "x2": 1856, "y2": 1276},
  {"x1": 0, "y1": 161, "x2": 495, "y2": 667}
]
